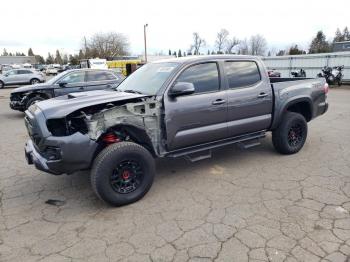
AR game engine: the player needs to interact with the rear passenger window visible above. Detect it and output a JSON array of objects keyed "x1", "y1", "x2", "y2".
[
  {"x1": 176, "y1": 63, "x2": 219, "y2": 94},
  {"x1": 224, "y1": 61, "x2": 261, "y2": 89}
]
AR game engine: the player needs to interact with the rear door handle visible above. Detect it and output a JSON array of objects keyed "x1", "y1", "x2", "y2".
[
  {"x1": 212, "y1": 99, "x2": 226, "y2": 105},
  {"x1": 257, "y1": 92, "x2": 268, "y2": 98}
]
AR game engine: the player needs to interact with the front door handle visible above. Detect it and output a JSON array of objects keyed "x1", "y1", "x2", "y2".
[
  {"x1": 79, "y1": 87, "x2": 84, "y2": 90},
  {"x1": 257, "y1": 92, "x2": 268, "y2": 98},
  {"x1": 212, "y1": 99, "x2": 226, "y2": 105}
]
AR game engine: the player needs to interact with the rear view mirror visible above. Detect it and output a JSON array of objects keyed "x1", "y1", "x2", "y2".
[
  {"x1": 58, "y1": 82, "x2": 67, "y2": 87},
  {"x1": 169, "y1": 82, "x2": 195, "y2": 97}
]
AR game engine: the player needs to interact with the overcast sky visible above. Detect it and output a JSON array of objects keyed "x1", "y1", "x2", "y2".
[{"x1": 1, "y1": 0, "x2": 349, "y2": 57}]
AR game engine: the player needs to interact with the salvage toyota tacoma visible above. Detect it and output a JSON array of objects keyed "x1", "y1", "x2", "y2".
[{"x1": 24, "y1": 55, "x2": 329, "y2": 206}]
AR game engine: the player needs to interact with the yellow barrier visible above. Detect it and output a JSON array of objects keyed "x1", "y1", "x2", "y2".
[{"x1": 107, "y1": 60, "x2": 142, "y2": 76}]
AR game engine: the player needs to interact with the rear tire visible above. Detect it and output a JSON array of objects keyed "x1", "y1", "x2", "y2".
[
  {"x1": 272, "y1": 112, "x2": 308, "y2": 155},
  {"x1": 91, "y1": 142, "x2": 155, "y2": 206},
  {"x1": 25, "y1": 96, "x2": 45, "y2": 110}
]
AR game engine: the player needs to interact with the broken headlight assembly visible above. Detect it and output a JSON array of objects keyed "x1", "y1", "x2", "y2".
[{"x1": 46, "y1": 115, "x2": 88, "y2": 136}]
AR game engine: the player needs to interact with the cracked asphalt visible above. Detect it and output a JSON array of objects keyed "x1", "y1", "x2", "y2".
[{"x1": 0, "y1": 87, "x2": 350, "y2": 262}]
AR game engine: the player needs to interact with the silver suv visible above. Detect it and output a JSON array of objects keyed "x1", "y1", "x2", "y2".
[{"x1": 0, "y1": 69, "x2": 45, "y2": 88}]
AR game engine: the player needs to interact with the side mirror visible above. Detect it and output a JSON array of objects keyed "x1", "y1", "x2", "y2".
[
  {"x1": 4, "y1": 73, "x2": 9, "y2": 77},
  {"x1": 169, "y1": 82, "x2": 195, "y2": 97},
  {"x1": 58, "y1": 82, "x2": 67, "y2": 87}
]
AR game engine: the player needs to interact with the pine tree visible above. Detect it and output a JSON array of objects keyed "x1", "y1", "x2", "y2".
[
  {"x1": 343, "y1": 27, "x2": 350, "y2": 41},
  {"x1": 28, "y1": 48, "x2": 34, "y2": 56},
  {"x1": 2, "y1": 48, "x2": 8, "y2": 56},
  {"x1": 288, "y1": 45, "x2": 304, "y2": 55},
  {"x1": 168, "y1": 49, "x2": 172, "y2": 56},
  {"x1": 333, "y1": 28, "x2": 344, "y2": 42},
  {"x1": 46, "y1": 53, "x2": 54, "y2": 64},
  {"x1": 207, "y1": 50, "x2": 210, "y2": 55},
  {"x1": 173, "y1": 51, "x2": 177, "y2": 57},
  {"x1": 178, "y1": 49, "x2": 182, "y2": 57},
  {"x1": 78, "y1": 49, "x2": 84, "y2": 60},
  {"x1": 309, "y1": 31, "x2": 330, "y2": 54},
  {"x1": 55, "y1": 50, "x2": 63, "y2": 64}
]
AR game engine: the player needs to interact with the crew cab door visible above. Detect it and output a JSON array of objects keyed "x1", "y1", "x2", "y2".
[
  {"x1": 54, "y1": 71, "x2": 86, "y2": 96},
  {"x1": 84, "y1": 70, "x2": 120, "y2": 91},
  {"x1": 163, "y1": 62, "x2": 228, "y2": 151},
  {"x1": 224, "y1": 60, "x2": 273, "y2": 136}
]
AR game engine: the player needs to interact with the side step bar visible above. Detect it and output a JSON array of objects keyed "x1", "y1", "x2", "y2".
[{"x1": 166, "y1": 131, "x2": 266, "y2": 159}]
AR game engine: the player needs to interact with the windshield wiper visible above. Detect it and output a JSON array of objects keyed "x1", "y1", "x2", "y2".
[{"x1": 122, "y1": 89, "x2": 144, "y2": 94}]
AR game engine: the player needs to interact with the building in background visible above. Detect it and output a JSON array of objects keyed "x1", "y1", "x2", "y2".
[
  {"x1": 0, "y1": 56, "x2": 36, "y2": 66},
  {"x1": 333, "y1": 41, "x2": 350, "y2": 52}
]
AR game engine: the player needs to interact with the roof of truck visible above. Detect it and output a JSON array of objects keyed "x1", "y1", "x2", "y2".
[{"x1": 152, "y1": 55, "x2": 259, "y2": 64}]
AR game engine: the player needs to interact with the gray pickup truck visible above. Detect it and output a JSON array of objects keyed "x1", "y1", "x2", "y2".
[{"x1": 24, "y1": 55, "x2": 328, "y2": 206}]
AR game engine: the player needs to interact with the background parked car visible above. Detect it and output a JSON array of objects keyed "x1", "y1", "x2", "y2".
[
  {"x1": 10, "y1": 69, "x2": 125, "y2": 111},
  {"x1": 267, "y1": 69, "x2": 281, "y2": 77},
  {"x1": 45, "y1": 64, "x2": 61, "y2": 75},
  {"x1": 0, "y1": 69, "x2": 45, "y2": 88}
]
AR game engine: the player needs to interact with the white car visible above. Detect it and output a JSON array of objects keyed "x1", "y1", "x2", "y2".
[{"x1": 45, "y1": 64, "x2": 61, "y2": 75}]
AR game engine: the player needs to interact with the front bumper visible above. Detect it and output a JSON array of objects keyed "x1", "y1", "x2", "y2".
[
  {"x1": 25, "y1": 139, "x2": 61, "y2": 175},
  {"x1": 24, "y1": 107, "x2": 99, "y2": 175},
  {"x1": 9, "y1": 100, "x2": 25, "y2": 111}
]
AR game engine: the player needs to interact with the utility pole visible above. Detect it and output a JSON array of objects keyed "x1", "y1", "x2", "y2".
[{"x1": 144, "y1": 24, "x2": 148, "y2": 63}]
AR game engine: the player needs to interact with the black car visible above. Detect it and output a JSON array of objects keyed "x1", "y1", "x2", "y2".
[{"x1": 10, "y1": 69, "x2": 124, "y2": 111}]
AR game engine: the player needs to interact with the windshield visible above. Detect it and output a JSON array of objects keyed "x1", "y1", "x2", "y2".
[
  {"x1": 46, "y1": 71, "x2": 71, "y2": 84},
  {"x1": 117, "y1": 62, "x2": 179, "y2": 95}
]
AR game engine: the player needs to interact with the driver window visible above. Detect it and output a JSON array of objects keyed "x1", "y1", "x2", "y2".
[
  {"x1": 60, "y1": 72, "x2": 85, "y2": 84},
  {"x1": 7, "y1": 70, "x2": 17, "y2": 75},
  {"x1": 176, "y1": 62, "x2": 220, "y2": 94}
]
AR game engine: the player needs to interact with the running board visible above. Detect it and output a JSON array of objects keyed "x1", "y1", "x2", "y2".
[
  {"x1": 185, "y1": 150, "x2": 212, "y2": 162},
  {"x1": 166, "y1": 131, "x2": 266, "y2": 158},
  {"x1": 237, "y1": 139, "x2": 261, "y2": 149}
]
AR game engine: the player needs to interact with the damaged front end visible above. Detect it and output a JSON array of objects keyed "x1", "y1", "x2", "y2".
[{"x1": 47, "y1": 97, "x2": 164, "y2": 157}]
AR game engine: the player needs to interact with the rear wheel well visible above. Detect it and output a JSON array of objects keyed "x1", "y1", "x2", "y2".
[{"x1": 286, "y1": 101, "x2": 312, "y2": 122}]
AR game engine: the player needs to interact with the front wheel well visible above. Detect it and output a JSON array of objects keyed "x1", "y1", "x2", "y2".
[
  {"x1": 286, "y1": 101, "x2": 312, "y2": 122},
  {"x1": 94, "y1": 125, "x2": 156, "y2": 159},
  {"x1": 25, "y1": 92, "x2": 50, "y2": 100}
]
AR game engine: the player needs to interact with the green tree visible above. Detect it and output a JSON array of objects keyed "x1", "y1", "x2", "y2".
[
  {"x1": 333, "y1": 28, "x2": 344, "y2": 42},
  {"x1": 28, "y1": 48, "x2": 34, "y2": 56},
  {"x1": 178, "y1": 49, "x2": 182, "y2": 57},
  {"x1": 343, "y1": 27, "x2": 350, "y2": 41},
  {"x1": 288, "y1": 45, "x2": 305, "y2": 55},
  {"x1": 63, "y1": 54, "x2": 69, "y2": 64},
  {"x1": 207, "y1": 50, "x2": 210, "y2": 55},
  {"x1": 2, "y1": 48, "x2": 8, "y2": 56},
  {"x1": 46, "y1": 53, "x2": 54, "y2": 64},
  {"x1": 78, "y1": 49, "x2": 84, "y2": 60},
  {"x1": 69, "y1": 54, "x2": 79, "y2": 65},
  {"x1": 173, "y1": 51, "x2": 177, "y2": 57},
  {"x1": 54, "y1": 50, "x2": 63, "y2": 64},
  {"x1": 35, "y1": 55, "x2": 45, "y2": 64},
  {"x1": 309, "y1": 31, "x2": 331, "y2": 54},
  {"x1": 276, "y1": 50, "x2": 285, "y2": 56},
  {"x1": 168, "y1": 49, "x2": 172, "y2": 56}
]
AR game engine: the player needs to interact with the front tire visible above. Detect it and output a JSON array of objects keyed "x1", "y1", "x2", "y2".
[
  {"x1": 91, "y1": 142, "x2": 155, "y2": 206},
  {"x1": 272, "y1": 112, "x2": 308, "y2": 155},
  {"x1": 0, "y1": 80, "x2": 4, "y2": 89}
]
